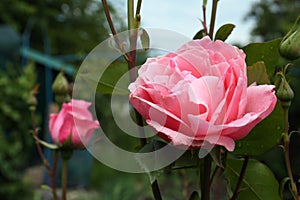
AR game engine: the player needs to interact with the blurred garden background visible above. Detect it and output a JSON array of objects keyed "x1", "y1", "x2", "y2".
[{"x1": 0, "y1": 0, "x2": 300, "y2": 199}]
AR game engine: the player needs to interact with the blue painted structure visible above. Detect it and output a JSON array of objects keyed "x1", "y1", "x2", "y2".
[{"x1": 20, "y1": 18, "x2": 92, "y2": 188}]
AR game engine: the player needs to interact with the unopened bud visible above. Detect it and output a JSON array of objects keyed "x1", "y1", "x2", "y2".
[
  {"x1": 279, "y1": 16, "x2": 300, "y2": 60},
  {"x1": 27, "y1": 94, "x2": 37, "y2": 112},
  {"x1": 276, "y1": 73, "x2": 294, "y2": 109},
  {"x1": 52, "y1": 70, "x2": 70, "y2": 104},
  {"x1": 28, "y1": 84, "x2": 39, "y2": 112},
  {"x1": 52, "y1": 70, "x2": 69, "y2": 95}
]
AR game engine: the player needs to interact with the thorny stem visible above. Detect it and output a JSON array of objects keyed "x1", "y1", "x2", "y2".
[
  {"x1": 209, "y1": 0, "x2": 219, "y2": 39},
  {"x1": 230, "y1": 156, "x2": 249, "y2": 200},
  {"x1": 283, "y1": 108, "x2": 299, "y2": 200},
  {"x1": 31, "y1": 111, "x2": 57, "y2": 200}
]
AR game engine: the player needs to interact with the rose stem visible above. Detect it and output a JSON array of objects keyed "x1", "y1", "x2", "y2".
[
  {"x1": 208, "y1": 165, "x2": 219, "y2": 188},
  {"x1": 151, "y1": 180, "x2": 163, "y2": 200},
  {"x1": 127, "y1": 0, "x2": 147, "y2": 146},
  {"x1": 230, "y1": 156, "x2": 249, "y2": 200},
  {"x1": 200, "y1": 155, "x2": 212, "y2": 200},
  {"x1": 208, "y1": 0, "x2": 219, "y2": 39},
  {"x1": 31, "y1": 111, "x2": 57, "y2": 200},
  {"x1": 200, "y1": 1, "x2": 218, "y2": 197},
  {"x1": 101, "y1": 0, "x2": 129, "y2": 61},
  {"x1": 180, "y1": 169, "x2": 189, "y2": 200},
  {"x1": 283, "y1": 108, "x2": 299, "y2": 200},
  {"x1": 202, "y1": 0, "x2": 208, "y2": 35},
  {"x1": 103, "y1": 1, "x2": 162, "y2": 199},
  {"x1": 135, "y1": 0, "x2": 143, "y2": 18},
  {"x1": 129, "y1": 2, "x2": 163, "y2": 199},
  {"x1": 62, "y1": 159, "x2": 68, "y2": 200},
  {"x1": 129, "y1": 1, "x2": 163, "y2": 199}
]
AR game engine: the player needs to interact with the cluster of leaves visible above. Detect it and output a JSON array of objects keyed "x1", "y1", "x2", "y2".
[{"x1": 0, "y1": 63, "x2": 36, "y2": 199}]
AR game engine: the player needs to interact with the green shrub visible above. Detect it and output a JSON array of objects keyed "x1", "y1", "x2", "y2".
[{"x1": 0, "y1": 63, "x2": 36, "y2": 199}]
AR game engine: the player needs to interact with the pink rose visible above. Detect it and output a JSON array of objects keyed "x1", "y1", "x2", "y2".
[
  {"x1": 49, "y1": 99, "x2": 99, "y2": 149},
  {"x1": 129, "y1": 36, "x2": 277, "y2": 151}
]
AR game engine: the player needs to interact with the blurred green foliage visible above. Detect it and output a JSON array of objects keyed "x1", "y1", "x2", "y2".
[
  {"x1": 246, "y1": 0, "x2": 300, "y2": 41},
  {"x1": 0, "y1": 63, "x2": 36, "y2": 199},
  {"x1": 0, "y1": 0, "x2": 124, "y2": 55}
]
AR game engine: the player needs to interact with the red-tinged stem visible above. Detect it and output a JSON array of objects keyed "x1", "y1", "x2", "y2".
[
  {"x1": 283, "y1": 108, "x2": 299, "y2": 200},
  {"x1": 102, "y1": 1, "x2": 160, "y2": 198},
  {"x1": 102, "y1": 0, "x2": 129, "y2": 60},
  {"x1": 31, "y1": 111, "x2": 57, "y2": 200},
  {"x1": 230, "y1": 156, "x2": 249, "y2": 200},
  {"x1": 202, "y1": 4, "x2": 208, "y2": 35}
]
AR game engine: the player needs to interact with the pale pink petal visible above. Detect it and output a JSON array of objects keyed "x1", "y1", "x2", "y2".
[
  {"x1": 72, "y1": 119, "x2": 99, "y2": 147},
  {"x1": 147, "y1": 120, "x2": 195, "y2": 148},
  {"x1": 49, "y1": 114, "x2": 59, "y2": 143},
  {"x1": 131, "y1": 94, "x2": 191, "y2": 134},
  {"x1": 189, "y1": 76, "x2": 225, "y2": 121},
  {"x1": 246, "y1": 85, "x2": 277, "y2": 119}
]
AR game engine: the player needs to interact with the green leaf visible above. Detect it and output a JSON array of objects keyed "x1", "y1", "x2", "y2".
[
  {"x1": 33, "y1": 135, "x2": 59, "y2": 150},
  {"x1": 193, "y1": 29, "x2": 206, "y2": 40},
  {"x1": 233, "y1": 102, "x2": 283, "y2": 156},
  {"x1": 137, "y1": 140, "x2": 168, "y2": 183},
  {"x1": 96, "y1": 61, "x2": 129, "y2": 95},
  {"x1": 214, "y1": 23, "x2": 235, "y2": 41},
  {"x1": 172, "y1": 150, "x2": 198, "y2": 170},
  {"x1": 242, "y1": 38, "x2": 282, "y2": 79},
  {"x1": 210, "y1": 168, "x2": 233, "y2": 200},
  {"x1": 209, "y1": 146, "x2": 226, "y2": 168},
  {"x1": 247, "y1": 61, "x2": 271, "y2": 86},
  {"x1": 40, "y1": 184, "x2": 52, "y2": 191},
  {"x1": 140, "y1": 28, "x2": 150, "y2": 51},
  {"x1": 226, "y1": 158, "x2": 281, "y2": 200},
  {"x1": 280, "y1": 177, "x2": 291, "y2": 199},
  {"x1": 189, "y1": 191, "x2": 200, "y2": 200}
]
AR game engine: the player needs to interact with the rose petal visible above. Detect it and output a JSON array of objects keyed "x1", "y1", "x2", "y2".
[{"x1": 245, "y1": 84, "x2": 277, "y2": 119}]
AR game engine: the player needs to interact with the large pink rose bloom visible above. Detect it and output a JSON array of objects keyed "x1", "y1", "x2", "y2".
[
  {"x1": 129, "y1": 36, "x2": 277, "y2": 151},
  {"x1": 49, "y1": 99, "x2": 99, "y2": 149}
]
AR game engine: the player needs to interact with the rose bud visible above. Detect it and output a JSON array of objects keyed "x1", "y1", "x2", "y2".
[
  {"x1": 52, "y1": 70, "x2": 70, "y2": 103},
  {"x1": 49, "y1": 99, "x2": 100, "y2": 149},
  {"x1": 276, "y1": 73, "x2": 294, "y2": 109},
  {"x1": 52, "y1": 70, "x2": 69, "y2": 95},
  {"x1": 279, "y1": 18, "x2": 300, "y2": 60}
]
